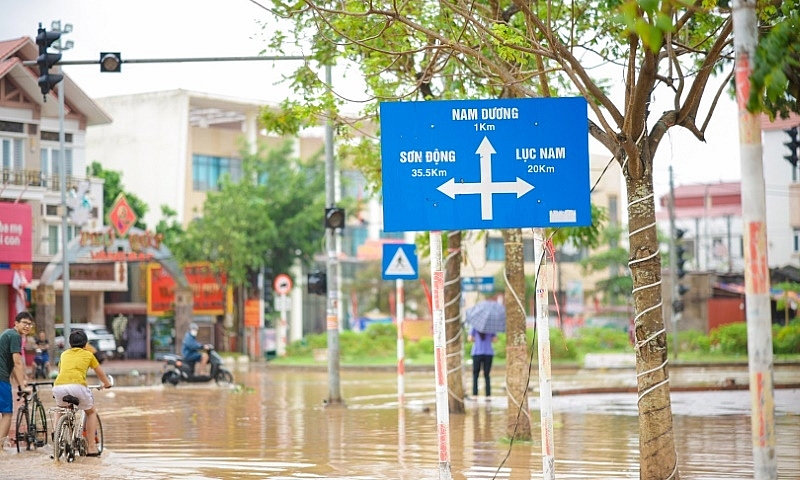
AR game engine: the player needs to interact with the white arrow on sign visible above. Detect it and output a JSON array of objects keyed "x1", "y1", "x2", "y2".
[{"x1": 436, "y1": 136, "x2": 534, "y2": 220}]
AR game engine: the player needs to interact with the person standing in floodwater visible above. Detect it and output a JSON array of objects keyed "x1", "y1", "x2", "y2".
[{"x1": 468, "y1": 328, "x2": 497, "y2": 397}]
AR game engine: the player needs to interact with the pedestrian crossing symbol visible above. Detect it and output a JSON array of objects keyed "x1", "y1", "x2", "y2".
[{"x1": 382, "y1": 243, "x2": 418, "y2": 280}]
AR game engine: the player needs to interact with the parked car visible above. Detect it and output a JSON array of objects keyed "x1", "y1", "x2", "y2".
[{"x1": 54, "y1": 323, "x2": 120, "y2": 363}]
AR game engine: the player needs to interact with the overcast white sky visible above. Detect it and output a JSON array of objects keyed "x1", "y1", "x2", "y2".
[{"x1": 2, "y1": 0, "x2": 743, "y2": 208}]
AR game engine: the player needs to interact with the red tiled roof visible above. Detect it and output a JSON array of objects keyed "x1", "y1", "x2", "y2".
[
  {"x1": 0, "y1": 37, "x2": 27, "y2": 60},
  {"x1": 0, "y1": 57, "x2": 20, "y2": 77},
  {"x1": 672, "y1": 181, "x2": 741, "y2": 197},
  {"x1": 761, "y1": 112, "x2": 800, "y2": 131}
]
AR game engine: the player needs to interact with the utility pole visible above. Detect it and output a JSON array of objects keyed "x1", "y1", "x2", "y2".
[{"x1": 732, "y1": 1, "x2": 776, "y2": 478}]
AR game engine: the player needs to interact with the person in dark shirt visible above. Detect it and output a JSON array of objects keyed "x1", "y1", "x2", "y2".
[{"x1": 181, "y1": 323, "x2": 208, "y2": 376}]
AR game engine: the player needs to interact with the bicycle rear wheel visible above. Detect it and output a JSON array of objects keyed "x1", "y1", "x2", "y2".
[
  {"x1": 53, "y1": 415, "x2": 71, "y2": 462},
  {"x1": 14, "y1": 407, "x2": 29, "y2": 452},
  {"x1": 33, "y1": 402, "x2": 48, "y2": 447}
]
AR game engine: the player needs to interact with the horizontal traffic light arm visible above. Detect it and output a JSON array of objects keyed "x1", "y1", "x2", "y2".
[{"x1": 22, "y1": 55, "x2": 306, "y2": 69}]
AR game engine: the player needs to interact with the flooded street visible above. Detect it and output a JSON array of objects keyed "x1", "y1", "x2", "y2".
[{"x1": 3, "y1": 366, "x2": 799, "y2": 479}]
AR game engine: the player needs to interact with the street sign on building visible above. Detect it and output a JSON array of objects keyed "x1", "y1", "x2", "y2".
[
  {"x1": 380, "y1": 97, "x2": 591, "y2": 231},
  {"x1": 382, "y1": 243, "x2": 418, "y2": 280},
  {"x1": 462, "y1": 276, "x2": 495, "y2": 293}
]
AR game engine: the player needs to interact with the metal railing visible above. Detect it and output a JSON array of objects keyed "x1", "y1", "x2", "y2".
[{"x1": 1, "y1": 169, "x2": 83, "y2": 193}]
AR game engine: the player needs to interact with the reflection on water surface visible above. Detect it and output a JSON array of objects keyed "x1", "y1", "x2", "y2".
[{"x1": 3, "y1": 368, "x2": 799, "y2": 479}]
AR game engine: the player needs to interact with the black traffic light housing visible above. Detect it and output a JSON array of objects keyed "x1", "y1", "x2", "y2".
[
  {"x1": 307, "y1": 271, "x2": 327, "y2": 295},
  {"x1": 674, "y1": 228, "x2": 688, "y2": 279},
  {"x1": 100, "y1": 52, "x2": 122, "y2": 72},
  {"x1": 784, "y1": 127, "x2": 799, "y2": 168},
  {"x1": 325, "y1": 207, "x2": 345, "y2": 230},
  {"x1": 35, "y1": 24, "x2": 63, "y2": 97},
  {"x1": 673, "y1": 228, "x2": 690, "y2": 315}
]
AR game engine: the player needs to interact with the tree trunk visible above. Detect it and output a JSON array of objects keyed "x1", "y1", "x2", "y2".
[
  {"x1": 445, "y1": 231, "x2": 465, "y2": 414},
  {"x1": 503, "y1": 228, "x2": 532, "y2": 440},
  {"x1": 625, "y1": 170, "x2": 679, "y2": 479}
]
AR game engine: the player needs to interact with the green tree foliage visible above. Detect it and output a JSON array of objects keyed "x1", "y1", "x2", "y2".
[
  {"x1": 172, "y1": 141, "x2": 326, "y2": 286},
  {"x1": 580, "y1": 224, "x2": 633, "y2": 306},
  {"x1": 87, "y1": 161, "x2": 148, "y2": 230},
  {"x1": 748, "y1": 0, "x2": 800, "y2": 119},
  {"x1": 350, "y1": 261, "x2": 431, "y2": 318},
  {"x1": 260, "y1": 1, "x2": 741, "y2": 474}
]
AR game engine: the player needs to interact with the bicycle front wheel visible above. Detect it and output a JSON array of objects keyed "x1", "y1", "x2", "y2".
[
  {"x1": 53, "y1": 415, "x2": 71, "y2": 462},
  {"x1": 14, "y1": 407, "x2": 29, "y2": 452},
  {"x1": 33, "y1": 402, "x2": 48, "y2": 447},
  {"x1": 94, "y1": 414, "x2": 104, "y2": 454}
]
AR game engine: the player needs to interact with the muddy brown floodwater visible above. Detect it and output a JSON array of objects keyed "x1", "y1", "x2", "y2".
[{"x1": 2, "y1": 367, "x2": 799, "y2": 479}]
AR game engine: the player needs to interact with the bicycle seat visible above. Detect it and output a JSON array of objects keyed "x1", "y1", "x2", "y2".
[{"x1": 62, "y1": 394, "x2": 80, "y2": 406}]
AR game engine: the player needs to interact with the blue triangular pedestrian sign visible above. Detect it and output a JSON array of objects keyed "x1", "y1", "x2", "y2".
[{"x1": 382, "y1": 243, "x2": 418, "y2": 280}]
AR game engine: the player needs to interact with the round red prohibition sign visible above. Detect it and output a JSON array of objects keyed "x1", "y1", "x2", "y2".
[{"x1": 273, "y1": 274, "x2": 293, "y2": 295}]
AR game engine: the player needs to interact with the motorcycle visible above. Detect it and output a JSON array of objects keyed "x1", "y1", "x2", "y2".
[
  {"x1": 33, "y1": 348, "x2": 49, "y2": 379},
  {"x1": 160, "y1": 345, "x2": 234, "y2": 385}
]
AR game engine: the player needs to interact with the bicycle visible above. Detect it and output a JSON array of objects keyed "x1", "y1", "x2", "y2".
[
  {"x1": 14, "y1": 381, "x2": 52, "y2": 452},
  {"x1": 51, "y1": 376, "x2": 114, "y2": 463}
]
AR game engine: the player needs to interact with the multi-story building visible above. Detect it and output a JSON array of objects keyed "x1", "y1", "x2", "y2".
[
  {"x1": 1, "y1": 36, "x2": 121, "y2": 331},
  {"x1": 761, "y1": 114, "x2": 800, "y2": 266}
]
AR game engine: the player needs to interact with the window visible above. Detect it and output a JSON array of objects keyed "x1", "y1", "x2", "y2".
[
  {"x1": 47, "y1": 224, "x2": 79, "y2": 255},
  {"x1": 41, "y1": 147, "x2": 73, "y2": 179},
  {"x1": 486, "y1": 237, "x2": 504, "y2": 261},
  {"x1": 2, "y1": 137, "x2": 24, "y2": 169},
  {"x1": 486, "y1": 237, "x2": 535, "y2": 262},
  {"x1": 794, "y1": 229, "x2": 800, "y2": 253},
  {"x1": 555, "y1": 239, "x2": 588, "y2": 263},
  {"x1": 380, "y1": 230, "x2": 404, "y2": 240},
  {"x1": 608, "y1": 195, "x2": 619, "y2": 225},
  {"x1": 192, "y1": 154, "x2": 242, "y2": 191}
]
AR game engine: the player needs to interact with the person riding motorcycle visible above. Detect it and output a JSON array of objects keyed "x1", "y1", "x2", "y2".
[{"x1": 181, "y1": 323, "x2": 208, "y2": 376}]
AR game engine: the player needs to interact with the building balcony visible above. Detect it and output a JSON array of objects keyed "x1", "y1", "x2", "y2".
[{"x1": 1, "y1": 169, "x2": 88, "y2": 194}]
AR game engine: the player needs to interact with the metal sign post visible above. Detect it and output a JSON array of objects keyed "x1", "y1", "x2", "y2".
[
  {"x1": 382, "y1": 243, "x2": 419, "y2": 408},
  {"x1": 273, "y1": 274, "x2": 292, "y2": 357}
]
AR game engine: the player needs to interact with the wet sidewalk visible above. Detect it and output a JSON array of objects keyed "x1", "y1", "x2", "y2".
[{"x1": 97, "y1": 356, "x2": 800, "y2": 394}]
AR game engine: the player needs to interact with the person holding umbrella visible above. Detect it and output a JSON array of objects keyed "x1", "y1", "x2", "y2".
[
  {"x1": 465, "y1": 297, "x2": 505, "y2": 398},
  {"x1": 468, "y1": 327, "x2": 497, "y2": 398}
]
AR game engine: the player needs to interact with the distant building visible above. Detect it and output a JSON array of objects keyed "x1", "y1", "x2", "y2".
[{"x1": 1, "y1": 36, "x2": 118, "y2": 328}]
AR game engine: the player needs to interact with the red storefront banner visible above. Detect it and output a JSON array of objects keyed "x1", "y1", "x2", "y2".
[
  {"x1": 147, "y1": 262, "x2": 227, "y2": 316},
  {"x1": 0, "y1": 202, "x2": 32, "y2": 284}
]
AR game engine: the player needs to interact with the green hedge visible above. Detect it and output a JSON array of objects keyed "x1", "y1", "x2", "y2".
[{"x1": 284, "y1": 320, "x2": 800, "y2": 361}]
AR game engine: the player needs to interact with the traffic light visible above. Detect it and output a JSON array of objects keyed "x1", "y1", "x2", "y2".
[
  {"x1": 672, "y1": 299, "x2": 684, "y2": 314},
  {"x1": 307, "y1": 271, "x2": 327, "y2": 295},
  {"x1": 35, "y1": 24, "x2": 63, "y2": 97},
  {"x1": 784, "y1": 127, "x2": 799, "y2": 168},
  {"x1": 100, "y1": 52, "x2": 122, "y2": 72},
  {"x1": 674, "y1": 228, "x2": 688, "y2": 279},
  {"x1": 673, "y1": 228, "x2": 690, "y2": 315},
  {"x1": 324, "y1": 207, "x2": 345, "y2": 230}
]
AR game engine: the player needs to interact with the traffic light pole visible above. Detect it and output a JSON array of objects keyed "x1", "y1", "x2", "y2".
[
  {"x1": 324, "y1": 64, "x2": 343, "y2": 407},
  {"x1": 58, "y1": 63, "x2": 71, "y2": 342}
]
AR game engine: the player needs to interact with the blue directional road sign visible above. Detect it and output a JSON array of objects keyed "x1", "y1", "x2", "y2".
[
  {"x1": 382, "y1": 243, "x2": 418, "y2": 280},
  {"x1": 380, "y1": 97, "x2": 591, "y2": 232}
]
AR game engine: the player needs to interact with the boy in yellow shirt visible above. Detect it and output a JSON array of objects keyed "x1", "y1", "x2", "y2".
[{"x1": 52, "y1": 330, "x2": 112, "y2": 456}]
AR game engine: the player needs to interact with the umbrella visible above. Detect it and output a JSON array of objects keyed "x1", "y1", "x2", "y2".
[{"x1": 465, "y1": 300, "x2": 506, "y2": 334}]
